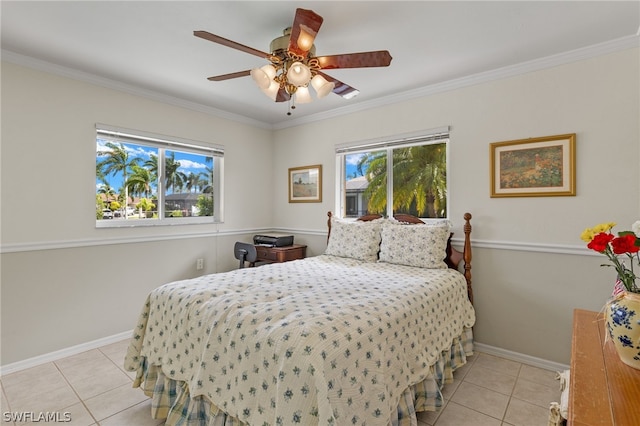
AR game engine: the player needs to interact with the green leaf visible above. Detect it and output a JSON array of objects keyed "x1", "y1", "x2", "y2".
[{"x1": 618, "y1": 231, "x2": 635, "y2": 237}]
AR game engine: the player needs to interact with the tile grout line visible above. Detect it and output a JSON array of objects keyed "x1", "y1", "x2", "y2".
[
  {"x1": 97, "y1": 344, "x2": 134, "y2": 379},
  {"x1": 52, "y1": 360, "x2": 99, "y2": 426},
  {"x1": 55, "y1": 347, "x2": 149, "y2": 425},
  {"x1": 94, "y1": 344, "x2": 143, "y2": 425},
  {"x1": 501, "y1": 363, "x2": 523, "y2": 423},
  {"x1": 4, "y1": 347, "x2": 559, "y2": 426},
  {"x1": 1, "y1": 380, "x2": 17, "y2": 426},
  {"x1": 438, "y1": 355, "x2": 522, "y2": 425}
]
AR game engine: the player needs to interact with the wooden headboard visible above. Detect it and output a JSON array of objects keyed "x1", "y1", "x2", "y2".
[{"x1": 327, "y1": 211, "x2": 473, "y2": 304}]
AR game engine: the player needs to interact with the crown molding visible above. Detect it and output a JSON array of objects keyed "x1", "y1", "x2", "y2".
[
  {"x1": 3, "y1": 34, "x2": 638, "y2": 131},
  {"x1": 273, "y1": 34, "x2": 640, "y2": 129},
  {"x1": 1, "y1": 49, "x2": 273, "y2": 130}
]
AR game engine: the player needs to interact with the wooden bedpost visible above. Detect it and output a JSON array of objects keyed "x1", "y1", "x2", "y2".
[
  {"x1": 463, "y1": 213, "x2": 473, "y2": 304},
  {"x1": 327, "y1": 211, "x2": 333, "y2": 243}
]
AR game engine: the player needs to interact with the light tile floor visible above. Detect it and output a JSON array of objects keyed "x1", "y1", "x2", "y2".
[{"x1": 1, "y1": 339, "x2": 561, "y2": 426}]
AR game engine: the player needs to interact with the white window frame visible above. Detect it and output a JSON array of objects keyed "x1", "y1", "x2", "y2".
[
  {"x1": 335, "y1": 127, "x2": 450, "y2": 220},
  {"x1": 96, "y1": 124, "x2": 224, "y2": 228}
]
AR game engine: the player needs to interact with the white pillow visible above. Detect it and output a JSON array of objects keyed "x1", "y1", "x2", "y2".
[
  {"x1": 325, "y1": 218, "x2": 383, "y2": 262},
  {"x1": 378, "y1": 222, "x2": 450, "y2": 268}
]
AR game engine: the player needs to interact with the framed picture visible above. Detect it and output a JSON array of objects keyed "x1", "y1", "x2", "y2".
[
  {"x1": 289, "y1": 164, "x2": 322, "y2": 203},
  {"x1": 490, "y1": 133, "x2": 576, "y2": 197}
]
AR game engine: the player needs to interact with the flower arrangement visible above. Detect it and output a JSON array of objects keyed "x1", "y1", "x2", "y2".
[{"x1": 581, "y1": 221, "x2": 640, "y2": 293}]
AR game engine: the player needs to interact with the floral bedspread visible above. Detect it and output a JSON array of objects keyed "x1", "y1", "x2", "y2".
[{"x1": 125, "y1": 255, "x2": 475, "y2": 425}]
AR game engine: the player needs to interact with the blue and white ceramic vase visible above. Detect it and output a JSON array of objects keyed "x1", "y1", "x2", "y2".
[{"x1": 605, "y1": 291, "x2": 640, "y2": 370}]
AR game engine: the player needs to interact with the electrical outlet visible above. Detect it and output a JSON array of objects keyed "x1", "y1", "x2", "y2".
[{"x1": 196, "y1": 258, "x2": 204, "y2": 270}]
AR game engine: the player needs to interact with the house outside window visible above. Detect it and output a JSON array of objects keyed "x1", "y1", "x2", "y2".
[
  {"x1": 336, "y1": 128, "x2": 449, "y2": 219},
  {"x1": 345, "y1": 175, "x2": 370, "y2": 217},
  {"x1": 96, "y1": 124, "x2": 223, "y2": 227}
]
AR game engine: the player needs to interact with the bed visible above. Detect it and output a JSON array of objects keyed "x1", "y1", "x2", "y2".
[{"x1": 124, "y1": 212, "x2": 475, "y2": 426}]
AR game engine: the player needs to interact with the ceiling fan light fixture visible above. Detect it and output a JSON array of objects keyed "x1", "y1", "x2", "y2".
[
  {"x1": 261, "y1": 64, "x2": 277, "y2": 79},
  {"x1": 311, "y1": 74, "x2": 335, "y2": 98},
  {"x1": 196, "y1": 8, "x2": 392, "y2": 114},
  {"x1": 286, "y1": 62, "x2": 312, "y2": 86},
  {"x1": 250, "y1": 66, "x2": 274, "y2": 90},
  {"x1": 262, "y1": 80, "x2": 280, "y2": 101},
  {"x1": 296, "y1": 25, "x2": 315, "y2": 52},
  {"x1": 295, "y1": 86, "x2": 312, "y2": 104}
]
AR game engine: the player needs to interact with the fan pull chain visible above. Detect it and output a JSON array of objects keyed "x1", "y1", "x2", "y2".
[{"x1": 287, "y1": 96, "x2": 296, "y2": 116}]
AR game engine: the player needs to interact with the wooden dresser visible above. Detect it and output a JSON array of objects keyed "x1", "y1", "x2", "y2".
[
  {"x1": 254, "y1": 244, "x2": 307, "y2": 264},
  {"x1": 568, "y1": 309, "x2": 640, "y2": 425}
]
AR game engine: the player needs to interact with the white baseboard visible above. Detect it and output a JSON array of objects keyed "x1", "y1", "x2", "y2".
[
  {"x1": 474, "y1": 342, "x2": 570, "y2": 372},
  {"x1": 0, "y1": 330, "x2": 132, "y2": 376}
]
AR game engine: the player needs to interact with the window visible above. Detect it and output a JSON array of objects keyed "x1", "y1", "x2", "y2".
[
  {"x1": 336, "y1": 128, "x2": 449, "y2": 219},
  {"x1": 95, "y1": 124, "x2": 223, "y2": 227}
]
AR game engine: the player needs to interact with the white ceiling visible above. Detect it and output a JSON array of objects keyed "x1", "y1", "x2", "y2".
[{"x1": 2, "y1": 1, "x2": 639, "y2": 128}]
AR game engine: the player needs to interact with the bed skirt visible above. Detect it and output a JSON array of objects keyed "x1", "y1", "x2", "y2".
[{"x1": 133, "y1": 327, "x2": 474, "y2": 426}]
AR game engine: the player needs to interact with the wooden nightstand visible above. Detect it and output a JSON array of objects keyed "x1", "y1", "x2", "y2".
[
  {"x1": 253, "y1": 244, "x2": 307, "y2": 265},
  {"x1": 568, "y1": 309, "x2": 640, "y2": 425}
]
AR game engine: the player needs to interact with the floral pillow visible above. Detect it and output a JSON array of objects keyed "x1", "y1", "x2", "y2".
[
  {"x1": 325, "y1": 218, "x2": 383, "y2": 262},
  {"x1": 379, "y1": 222, "x2": 450, "y2": 268}
]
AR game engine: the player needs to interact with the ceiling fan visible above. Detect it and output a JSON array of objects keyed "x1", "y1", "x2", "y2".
[{"x1": 194, "y1": 8, "x2": 392, "y2": 114}]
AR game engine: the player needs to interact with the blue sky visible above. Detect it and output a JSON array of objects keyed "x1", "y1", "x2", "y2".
[
  {"x1": 96, "y1": 139, "x2": 211, "y2": 194},
  {"x1": 345, "y1": 153, "x2": 366, "y2": 180},
  {"x1": 98, "y1": 141, "x2": 365, "y2": 192}
]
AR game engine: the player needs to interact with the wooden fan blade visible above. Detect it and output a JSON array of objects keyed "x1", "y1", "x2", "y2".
[
  {"x1": 316, "y1": 71, "x2": 360, "y2": 99},
  {"x1": 287, "y1": 8, "x2": 323, "y2": 57},
  {"x1": 207, "y1": 70, "x2": 251, "y2": 81},
  {"x1": 317, "y1": 51, "x2": 392, "y2": 69},
  {"x1": 275, "y1": 88, "x2": 291, "y2": 103},
  {"x1": 194, "y1": 30, "x2": 270, "y2": 59}
]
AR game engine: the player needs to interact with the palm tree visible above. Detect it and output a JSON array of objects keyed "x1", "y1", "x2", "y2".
[
  {"x1": 165, "y1": 152, "x2": 187, "y2": 194},
  {"x1": 200, "y1": 163, "x2": 214, "y2": 194},
  {"x1": 136, "y1": 198, "x2": 156, "y2": 218},
  {"x1": 97, "y1": 142, "x2": 140, "y2": 214},
  {"x1": 393, "y1": 144, "x2": 447, "y2": 217},
  {"x1": 360, "y1": 143, "x2": 447, "y2": 217},
  {"x1": 97, "y1": 180, "x2": 116, "y2": 204},
  {"x1": 359, "y1": 151, "x2": 387, "y2": 214},
  {"x1": 115, "y1": 188, "x2": 127, "y2": 209},
  {"x1": 127, "y1": 165, "x2": 154, "y2": 199},
  {"x1": 199, "y1": 175, "x2": 211, "y2": 193},
  {"x1": 186, "y1": 171, "x2": 206, "y2": 193},
  {"x1": 143, "y1": 154, "x2": 158, "y2": 181},
  {"x1": 96, "y1": 163, "x2": 107, "y2": 185}
]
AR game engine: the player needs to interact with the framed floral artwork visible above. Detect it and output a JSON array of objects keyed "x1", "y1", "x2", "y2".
[
  {"x1": 288, "y1": 164, "x2": 322, "y2": 203},
  {"x1": 490, "y1": 133, "x2": 576, "y2": 197}
]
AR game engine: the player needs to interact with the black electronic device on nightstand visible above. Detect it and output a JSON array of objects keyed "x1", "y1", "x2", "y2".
[{"x1": 253, "y1": 234, "x2": 294, "y2": 247}]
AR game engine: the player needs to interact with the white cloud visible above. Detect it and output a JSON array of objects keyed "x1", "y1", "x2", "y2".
[
  {"x1": 95, "y1": 138, "x2": 155, "y2": 159},
  {"x1": 346, "y1": 153, "x2": 364, "y2": 166},
  {"x1": 178, "y1": 159, "x2": 207, "y2": 169}
]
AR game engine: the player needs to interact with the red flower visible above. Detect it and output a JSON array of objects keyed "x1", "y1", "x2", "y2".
[
  {"x1": 611, "y1": 234, "x2": 640, "y2": 255},
  {"x1": 587, "y1": 232, "x2": 614, "y2": 252}
]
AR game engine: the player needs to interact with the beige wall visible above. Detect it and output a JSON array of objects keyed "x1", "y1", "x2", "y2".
[
  {"x1": 271, "y1": 48, "x2": 640, "y2": 364},
  {"x1": 0, "y1": 62, "x2": 275, "y2": 364},
  {"x1": 1, "y1": 47, "x2": 638, "y2": 367}
]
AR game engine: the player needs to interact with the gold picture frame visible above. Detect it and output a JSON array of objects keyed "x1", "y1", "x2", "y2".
[
  {"x1": 288, "y1": 164, "x2": 322, "y2": 203},
  {"x1": 490, "y1": 134, "x2": 576, "y2": 197}
]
